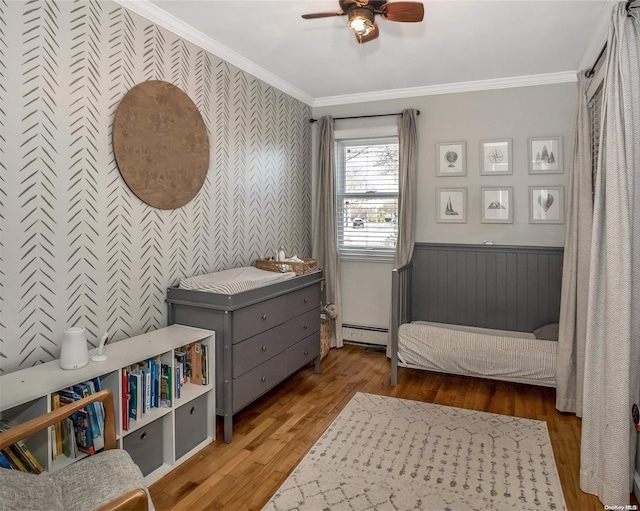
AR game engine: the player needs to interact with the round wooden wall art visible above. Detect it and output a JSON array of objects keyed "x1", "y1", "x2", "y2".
[{"x1": 113, "y1": 80, "x2": 210, "y2": 209}]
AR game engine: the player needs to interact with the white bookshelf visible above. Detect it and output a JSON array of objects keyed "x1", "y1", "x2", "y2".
[{"x1": 0, "y1": 324, "x2": 215, "y2": 485}]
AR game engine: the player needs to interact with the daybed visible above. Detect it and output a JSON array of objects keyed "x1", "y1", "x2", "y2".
[{"x1": 390, "y1": 244, "x2": 563, "y2": 387}]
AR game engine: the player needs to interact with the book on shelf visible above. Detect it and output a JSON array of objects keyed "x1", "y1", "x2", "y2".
[
  {"x1": 71, "y1": 382, "x2": 104, "y2": 448},
  {"x1": 175, "y1": 350, "x2": 187, "y2": 385},
  {"x1": 51, "y1": 393, "x2": 63, "y2": 457},
  {"x1": 175, "y1": 362, "x2": 182, "y2": 400},
  {"x1": 139, "y1": 365, "x2": 151, "y2": 413},
  {"x1": 54, "y1": 382, "x2": 105, "y2": 454},
  {"x1": 160, "y1": 362, "x2": 172, "y2": 408},
  {"x1": 0, "y1": 450, "x2": 12, "y2": 469},
  {"x1": 129, "y1": 371, "x2": 143, "y2": 420},
  {"x1": 187, "y1": 341, "x2": 203, "y2": 385},
  {"x1": 0, "y1": 420, "x2": 44, "y2": 474},
  {"x1": 122, "y1": 369, "x2": 130, "y2": 431},
  {"x1": 201, "y1": 344, "x2": 209, "y2": 385},
  {"x1": 72, "y1": 408, "x2": 95, "y2": 456},
  {"x1": 2, "y1": 446, "x2": 29, "y2": 471},
  {"x1": 152, "y1": 356, "x2": 161, "y2": 408},
  {"x1": 62, "y1": 417, "x2": 78, "y2": 459},
  {"x1": 128, "y1": 372, "x2": 139, "y2": 422}
]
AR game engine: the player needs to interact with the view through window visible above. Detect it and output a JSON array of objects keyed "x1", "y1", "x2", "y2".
[{"x1": 336, "y1": 137, "x2": 399, "y2": 258}]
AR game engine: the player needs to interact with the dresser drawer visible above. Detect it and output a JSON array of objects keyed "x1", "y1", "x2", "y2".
[
  {"x1": 286, "y1": 284, "x2": 320, "y2": 317},
  {"x1": 174, "y1": 393, "x2": 209, "y2": 460},
  {"x1": 283, "y1": 307, "x2": 319, "y2": 339},
  {"x1": 284, "y1": 331, "x2": 320, "y2": 377},
  {"x1": 232, "y1": 322, "x2": 293, "y2": 378},
  {"x1": 232, "y1": 294, "x2": 288, "y2": 342},
  {"x1": 233, "y1": 352, "x2": 286, "y2": 413}
]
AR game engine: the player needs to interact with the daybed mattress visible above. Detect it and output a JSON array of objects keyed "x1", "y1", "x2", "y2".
[
  {"x1": 398, "y1": 321, "x2": 556, "y2": 387},
  {"x1": 179, "y1": 266, "x2": 296, "y2": 295}
]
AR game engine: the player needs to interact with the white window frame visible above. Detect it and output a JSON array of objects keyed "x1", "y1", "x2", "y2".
[{"x1": 336, "y1": 136, "x2": 399, "y2": 263}]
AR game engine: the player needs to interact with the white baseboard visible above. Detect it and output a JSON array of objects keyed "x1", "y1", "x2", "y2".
[{"x1": 342, "y1": 325, "x2": 388, "y2": 346}]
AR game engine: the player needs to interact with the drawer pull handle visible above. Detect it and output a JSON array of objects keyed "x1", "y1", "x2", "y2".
[
  {"x1": 261, "y1": 345, "x2": 267, "y2": 351},
  {"x1": 260, "y1": 376, "x2": 267, "y2": 383},
  {"x1": 140, "y1": 432, "x2": 147, "y2": 440},
  {"x1": 303, "y1": 324, "x2": 308, "y2": 329},
  {"x1": 190, "y1": 407, "x2": 195, "y2": 415},
  {"x1": 303, "y1": 298, "x2": 308, "y2": 303},
  {"x1": 303, "y1": 350, "x2": 309, "y2": 355},
  {"x1": 261, "y1": 314, "x2": 267, "y2": 320}
]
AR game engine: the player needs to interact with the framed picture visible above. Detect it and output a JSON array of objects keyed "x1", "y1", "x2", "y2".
[
  {"x1": 436, "y1": 141, "x2": 466, "y2": 176},
  {"x1": 529, "y1": 137, "x2": 563, "y2": 174},
  {"x1": 436, "y1": 188, "x2": 467, "y2": 223},
  {"x1": 480, "y1": 139, "x2": 512, "y2": 175},
  {"x1": 529, "y1": 186, "x2": 564, "y2": 224},
  {"x1": 481, "y1": 187, "x2": 513, "y2": 223}
]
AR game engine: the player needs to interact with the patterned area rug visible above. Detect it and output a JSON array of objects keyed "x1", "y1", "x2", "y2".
[{"x1": 263, "y1": 392, "x2": 566, "y2": 511}]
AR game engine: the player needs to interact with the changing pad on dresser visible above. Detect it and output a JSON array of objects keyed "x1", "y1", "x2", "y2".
[{"x1": 178, "y1": 266, "x2": 296, "y2": 295}]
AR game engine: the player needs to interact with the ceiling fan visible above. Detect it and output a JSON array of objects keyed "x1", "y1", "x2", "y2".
[{"x1": 301, "y1": 0, "x2": 424, "y2": 44}]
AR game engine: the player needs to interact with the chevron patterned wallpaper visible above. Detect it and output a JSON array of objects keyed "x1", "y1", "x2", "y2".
[{"x1": 0, "y1": 0, "x2": 312, "y2": 373}]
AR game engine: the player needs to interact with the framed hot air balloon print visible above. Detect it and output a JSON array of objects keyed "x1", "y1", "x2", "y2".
[
  {"x1": 529, "y1": 137, "x2": 563, "y2": 174},
  {"x1": 529, "y1": 186, "x2": 564, "y2": 224}
]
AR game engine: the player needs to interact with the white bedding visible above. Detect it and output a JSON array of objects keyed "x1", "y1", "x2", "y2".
[
  {"x1": 179, "y1": 266, "x2": 296, "y2": 295},
  {"x1": 398, "y1": 321, "x2": 556, "y2": 387}
]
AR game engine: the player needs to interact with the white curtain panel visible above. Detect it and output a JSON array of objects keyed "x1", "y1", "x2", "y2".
[
  {"x1": 581, "y1": 3, "x2": 640, "y2": 505},
  {"x1": 556, "y1": 74, "x2": 593, "y2": 417},
  {"x1": 312, "y1": 116, "x2": 343, "y2": 348}
]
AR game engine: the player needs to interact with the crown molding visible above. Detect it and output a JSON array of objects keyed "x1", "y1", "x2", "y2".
[
  {"x1": 312, "y1": 71, "x2": 578, "y2": 108},
  {"x1": 577, "y1": 1, "x2": 615, "y2": 72},
  {"x1": 112, "y1": 0, "x2": 315, "y2": 106}
]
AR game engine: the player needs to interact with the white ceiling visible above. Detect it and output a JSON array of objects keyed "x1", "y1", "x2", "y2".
[{"x1": 121, "y1": 0, "x2": 610, "y2": 106}]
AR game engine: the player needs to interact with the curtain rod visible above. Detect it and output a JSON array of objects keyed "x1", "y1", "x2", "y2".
[
  {"x1": 585, "y1": 44, "x2": 607, "y2": 78},
  {"x1": 585, "y1": 1, "x2": 638, "y2": 78},
  {"x1": 309, "y1": 110, "x2": 420, "y2": 123}
]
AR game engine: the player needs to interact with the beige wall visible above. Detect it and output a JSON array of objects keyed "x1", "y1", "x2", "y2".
[{"x1": 313, "y1": 82, "x2": 577, "y2": 331}]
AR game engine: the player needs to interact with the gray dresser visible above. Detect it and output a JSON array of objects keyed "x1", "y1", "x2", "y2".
[{"x1": 166, "y1": 270, "x2": 323, "y2": 442}]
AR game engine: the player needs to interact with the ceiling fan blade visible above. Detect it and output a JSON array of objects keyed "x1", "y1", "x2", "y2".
[
  {"x1": 356, "y1": 22, "x2": 379, "y2": 43},
  {"x1": 301, "y1": 11, "x2": 346, "y2": 19},
  {"x1": 382, "y1": 2, "x2": 424, "y2": 22}
]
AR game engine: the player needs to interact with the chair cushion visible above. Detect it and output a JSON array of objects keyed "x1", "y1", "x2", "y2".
[
  {"x1": 50, "y1": 449, "x2": 153, "y2": 511},
  {"x1": 0, "y1": 467, "x2": 65, "y2": 511}
]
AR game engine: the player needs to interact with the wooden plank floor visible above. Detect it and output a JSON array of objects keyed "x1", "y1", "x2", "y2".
[{"x1": 149, "y1": 344, "x2": 625, "y2": 511}]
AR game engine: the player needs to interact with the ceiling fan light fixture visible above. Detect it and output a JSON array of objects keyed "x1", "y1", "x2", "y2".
[{"x1": 347, "y1": 8, "x2": 375, "y2": 36}]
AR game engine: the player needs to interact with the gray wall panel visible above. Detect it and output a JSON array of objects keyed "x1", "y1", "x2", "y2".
[{"x1": 411, "y1": 243, "x2": 563, "y2": 332}]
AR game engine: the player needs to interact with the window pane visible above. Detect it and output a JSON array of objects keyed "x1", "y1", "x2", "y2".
[
  {"x1": 337, "y1": 137, "x2": 399, "y2": 256},
  {"x1": 343, "y1": 144, "x2": 399, "y2": 194},
  {"x1": 337, "y1": 197, "x2": 398, "y2": 249}
]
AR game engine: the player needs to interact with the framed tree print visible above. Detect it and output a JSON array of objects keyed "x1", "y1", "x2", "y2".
[
  {"x1": 436, "y1": 188, "x2": 467, "y2": 223},
  {"x1": 529, "y1": 186, "x2": 564, "y2": 223},
  {"x1": 529, "y1": 137, "x2": 563, "y2": 174},
  {"x1": 436, "y1": 141, "x2": 466, "y2": 176},
  {"x1": 480, "y1": 139, "x2": 512, "y2": 175},
  {"x1": 481, "y1": 187, "x2": 513, "y2": 223}
]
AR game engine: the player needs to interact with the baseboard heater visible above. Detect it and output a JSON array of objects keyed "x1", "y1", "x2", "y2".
[{"x1": 342, "y1": 324, "x2": 388, "y2": 347}]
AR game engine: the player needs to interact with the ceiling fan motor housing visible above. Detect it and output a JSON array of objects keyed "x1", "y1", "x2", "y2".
[{"x1": 339, "y1": 0, "x2": 388, "y2": 11}]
